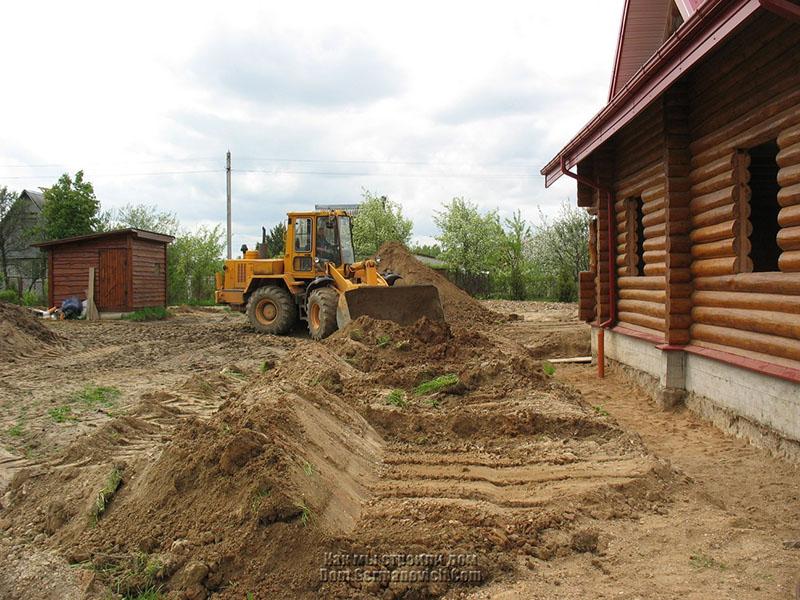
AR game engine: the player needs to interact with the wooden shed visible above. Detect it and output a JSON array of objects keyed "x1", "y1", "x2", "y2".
[
  {"x1": 35, "y1": 229, "x2": 174, "y2": 312},
  {"x1": 542, "y1": 1, "x2": 800, "y2": 455}
]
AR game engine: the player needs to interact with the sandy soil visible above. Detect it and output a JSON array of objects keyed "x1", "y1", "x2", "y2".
[{"x1": 0, "y1": 291, "x2": 798, "y2": 600}]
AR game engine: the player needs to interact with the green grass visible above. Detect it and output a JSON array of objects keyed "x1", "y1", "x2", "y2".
[
  {"x1": 376, "y1": 334, "x2": 392, "y2": 348},
  {"x1": 542, "y1": 362, "x2": 556, "y2": 376},
  {"x1": 71, "y1": 385, "x2": 121, "y2": 408},
  {"x1": 250, "y1": 486, "x2": 271, "y2": 513},
  {"x1": 123, "y1": 306, "x2": 171, "y2": 322},
  {"x1": 386, "y1": 389, "x2": 407, "y2": 408},
  {"x1": 49, "y1": 405, "x2": 75, "y2": 423},
  {"x1": 413, "y1": 374, "x2": 459, "y2": 396},
  {"x1": 349, "y1": 328, "x2": 364, "y2": 342},
  {"x1": 7, "y1": 423, "x2": 24, "y2": 437},
  {"x1": 260, "y1": 359, "x2": 274, "y2": 373},
  {"x1": 124, "y1": 586, "x2": 162, "y2": 600},
  {"x1": 90, "y1": 468, "x2": 123, "y2": 524},
  {"x1": 593, "y1": 405, "x2": 610, "y2": 417},
  {"x1": 689, "y1": 552, "x2": 726, "y2": 570},
  {"x1": 302, "y1": 460, "x2": 315, "y2": 476},
  {"x1": 295, "y1": 501, "x2": 313, "y2": 527}
]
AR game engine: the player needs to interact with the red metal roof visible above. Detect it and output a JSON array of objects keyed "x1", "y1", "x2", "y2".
[
  {"x1": 541, "y1": 0, "x2": 767, "y2": 187},
  {"x1": 34, "y1": 228, "x2": 175, "y2": 248},
  {"x1": 609, "y1": 0, "x2": 673, "y2": 100}
]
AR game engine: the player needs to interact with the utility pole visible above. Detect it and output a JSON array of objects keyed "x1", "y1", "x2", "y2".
[{"x1": 226, "y1": 150, "x2": 232, "y2": 259}]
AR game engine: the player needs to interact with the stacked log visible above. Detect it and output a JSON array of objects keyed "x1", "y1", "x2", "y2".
[
  {"x1": 686, "y1": 11, "x2": 800, "y2": 362},
  {"x1": 663, "y1": 85, "x2": 693, "y2": 345},
  {"x1": 594, "y1": 145, "x2": 615, "y2": 324},
  {"x1": 778, "y1": 123, "x2": 800, "y2": 272},
  {"x1": 613, "y1": 103, "x2": 667, "y2": 335}
]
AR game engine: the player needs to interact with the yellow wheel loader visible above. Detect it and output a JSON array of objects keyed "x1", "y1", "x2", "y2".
[{"x1": 214, "y1": 210, "x2": 444, "y2": 339}]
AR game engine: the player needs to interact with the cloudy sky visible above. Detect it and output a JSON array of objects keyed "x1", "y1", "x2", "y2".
[{"x1": 1, "y1": 0, "x2": 623, "y2": 251}]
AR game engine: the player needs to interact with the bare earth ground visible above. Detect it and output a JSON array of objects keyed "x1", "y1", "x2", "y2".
[{"x1": 0, "y1": 302, "x2": 798, "y2": 599}]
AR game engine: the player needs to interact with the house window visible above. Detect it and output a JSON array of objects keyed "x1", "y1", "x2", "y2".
[
  {"x1": 745, "y1": 141, "x2": 781, "y2": 272},
  {"x1": 627, "y1": 197, "x2": 645, "y2": 276}
]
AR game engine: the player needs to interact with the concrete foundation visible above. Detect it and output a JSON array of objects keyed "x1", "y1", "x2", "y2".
[{"x1": 592, "y1": 327, "x2": 800, "y2": 461}]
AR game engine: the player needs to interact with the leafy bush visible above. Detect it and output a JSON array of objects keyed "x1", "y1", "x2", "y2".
[{"x1": 0, "y1": 289, "x2": 19, "y2": 303}]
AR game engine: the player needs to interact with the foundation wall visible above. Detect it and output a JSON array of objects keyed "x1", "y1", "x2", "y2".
[{"x1": 593, "y1": 327, "x2": 800, "y2": 460}]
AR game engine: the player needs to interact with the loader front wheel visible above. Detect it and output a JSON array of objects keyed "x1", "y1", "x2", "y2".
[
  {"x1": 247, "y1": 285, "x2": 297, "y2": 335},
  {"x1": 307, "y1": 287, "x2": 339, "y2": 340}
]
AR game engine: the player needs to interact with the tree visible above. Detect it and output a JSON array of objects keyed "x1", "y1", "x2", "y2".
[
  {"x1": 434, "y1": 197, "x2": 503, "y2": 275},
  {"x1": 264, "y1": 222, "x2": 287, "y2": 257},
  {"x1": 167, "y1": 225, "x2": 224, "y2": 305},
  {"x1": 40, "y1": 171, "x2": 101, "y2": 240},
  {"x1": 0, "y1": 187, "x2": 25, "y2": 286},
  {"x1": 112, "y1": 203, "x2": 179, "y2": 236},
  {"x1": 530, "y1": 201, "x2": 591, "y2": 301},
  {"x1": 499, "y1": 210, "x2": 533, "y2": 300},
  {"x1": 352, "y1": 190, "x2": 413, "y2": 258}
]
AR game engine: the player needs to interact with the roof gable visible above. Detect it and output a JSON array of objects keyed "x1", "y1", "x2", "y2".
[{"x1": 609, "y1": 0, "x2": 705, "y2": 99}]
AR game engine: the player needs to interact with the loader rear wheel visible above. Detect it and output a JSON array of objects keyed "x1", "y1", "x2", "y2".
[
  {"x1": 246, "y1": 285, "x2": 296, "y2": 335},
  {"x1": 307, "y1": 287, "x2": 339, "y2": 340}
]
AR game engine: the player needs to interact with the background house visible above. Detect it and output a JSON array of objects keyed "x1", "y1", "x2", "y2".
[{"x1": 0, "y1": 189, "x2": 47, "y2": 296}]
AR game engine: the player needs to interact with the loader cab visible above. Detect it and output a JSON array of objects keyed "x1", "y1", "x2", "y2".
[{"x1": 286, "y1": 211, "x2": 355, "y2": 277}]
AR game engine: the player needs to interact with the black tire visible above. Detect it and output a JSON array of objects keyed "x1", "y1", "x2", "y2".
[
  {"x1": 307, "y1": 287, "x2": 339, "y2": 340},
  {"x1": 246, "y1": 285, "x2": 297, "y2": 334}
]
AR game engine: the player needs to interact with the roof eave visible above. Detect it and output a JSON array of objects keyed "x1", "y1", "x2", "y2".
[{"x1": 541, "y1": 0, "x2": 762, "y2": 187}]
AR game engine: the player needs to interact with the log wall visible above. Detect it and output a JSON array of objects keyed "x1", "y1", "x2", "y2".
[
  {"x1": 687, "y1": 12, "x2": 800, "y2": 363},
  {"x1": 613, "y1": 102, "x2": 667, "y2": 336}
]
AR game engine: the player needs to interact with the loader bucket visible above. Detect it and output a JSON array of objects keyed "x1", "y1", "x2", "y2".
[{"x1": 336, "y1": 285, "x2": 445, "y2": 329}]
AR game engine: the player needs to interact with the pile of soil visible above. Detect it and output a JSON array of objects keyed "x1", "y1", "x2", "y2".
[
  {"x1": 376, "y1": 242, "x2": 505, "y2": 325},
  {"x1": 0, "y1": 301, "x2": 60, "y2": 362},
  {"x1": 0, "y1": 312, "x2": 676, "y2": 599}
]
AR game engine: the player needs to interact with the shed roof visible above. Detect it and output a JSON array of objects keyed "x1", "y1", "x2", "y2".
[
  {"x1": 34, "y1": 228, "x2": 175, "y2": 248},
  {"x1": 541, "y1": 0, "x2": 782, "y2": 187}
]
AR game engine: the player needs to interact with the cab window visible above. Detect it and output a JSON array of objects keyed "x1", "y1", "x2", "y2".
[
  {"x1": 294, "y1": 218, "x2": 312, "y2": 252},
  {"x1": 316, "y1": 216, "x2": 339, "y2": 263}
]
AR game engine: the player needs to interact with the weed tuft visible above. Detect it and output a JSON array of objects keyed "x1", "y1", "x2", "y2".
[
  {"x1": 302, "y1": 460, "x2": 315, "y2": 477},
  {"x1": 386, "y1": 389, "x2": 407, "y2": 407},
  {"x1": 349, "y1": 328, "x2": 364, "y2": 341},
  {"x1": 413, "y1": 374, "x2": 459, "y2": 396},
  {"x1": 542, "y1": 362, "x2": 556, "y2": 376},
  {"x1": 295, "y1": 501, "x2": 313, "y2": 527},
  {"x1": 90, "y1": 468, "x2": 123, "y2": 524},
  {"x1": 593, "y1": 405, "x2": 609, "y2": 417},
  {"x1": 8, "y1": 423, "x2": 24, "y2": 437},
  {"x1": 689, "y1": 552, "x2": 726, "y2": 570},
  {"x1": 71, "y1": 385, "x2": 121, "y2": 408},
  {"x1": 376, "y1": 334, "x2": 392, "y2": 348},
  {"x1": 49, "y1": 405, "x2": 75, "y2": 423}
]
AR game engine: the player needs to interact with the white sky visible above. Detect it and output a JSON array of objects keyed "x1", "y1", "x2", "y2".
[{"x1": 0, "y1": 0, "x2": 623, "y2": 250}]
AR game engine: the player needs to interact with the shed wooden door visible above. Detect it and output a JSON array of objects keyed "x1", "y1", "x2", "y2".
[{"x1": 98, "y1": 248, "x2": 128, "y2": 311}]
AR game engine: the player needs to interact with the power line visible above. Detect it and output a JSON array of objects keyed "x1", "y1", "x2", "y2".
[
  {"x1": 234, "y1": 169, "x2": 536, "y2": 180},
  {"x1": 0, "y1": 169, "x2": 222, "y2": 180}
]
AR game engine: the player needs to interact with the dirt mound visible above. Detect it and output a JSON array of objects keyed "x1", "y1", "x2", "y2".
[
  {"x1": 0, "y1": 301, "x2": 61, "y2": 362},
  {"x1": 0, "y1": 311, "x2": 679, "y2": 600},
  {"x1": 376, "y1": 242, "x2": 505, "y2": 325}
]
